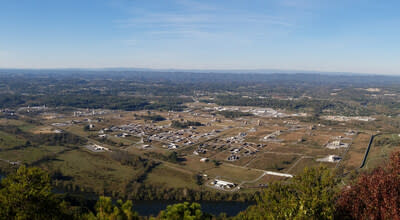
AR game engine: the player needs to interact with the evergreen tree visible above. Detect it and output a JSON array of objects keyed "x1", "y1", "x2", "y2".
[
  {"x1": 0, "y1": 166, "x2": 72, "y2": 220},
  {"x1": 158, "y1": 202, "x2": 211, "y2": 220},
  {"x1": 83, "y1": 196, "x2": 139, "y2": 220}
]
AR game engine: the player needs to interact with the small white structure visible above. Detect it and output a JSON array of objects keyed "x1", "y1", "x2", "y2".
[
  {"x1": 142, "y1": 145, "x2": 151, "y2": 149},
  {"x1": 200, "y1": 158, "x2": 209, "y2": 162},
  {"x1": 326, "y1": 140, "x2": 349, "y2": 149},
  {"x1": 85, "y1": 144, "x2": 109, "y2": 152},
  {"x1": 345, "y1": 130, "x2": 356, "y2": 136},
  {"x1": 231, "y1": 148, "x2": 240, "y2": 154},
  {"x1": 263, "y1": 130, "x2": 282, "y2": 141},
  {"x1": 317, "y1": 155, "x2": 342, "y2": 163},
  {"x1": 168, "y1": 143, "x2": 178, "y2": 149},
  {"x1": 211, "y1": 179, "x2": 235, "y2": 189},
  {"x1": 94, "y1": 145, "x2": 107, "y2": 151},
  {"x1": 115, "y1": 133, "x2": 130, "y2": 138},
  {"x1": 227, "y1": 154, "x2": 239, "y2": 161},
  {"x1": 53, "y1": 129, "x2": 63, "y2": 134},
  {"x1": 265, "y1": 171, "x2": 293, "y2": 178}
]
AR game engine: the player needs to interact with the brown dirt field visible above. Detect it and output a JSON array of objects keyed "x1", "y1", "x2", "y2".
[
  {"x1": 242, "y1": 174, "x2": 286, "y2": 187},
  {"x1": 287, "y1": 158, "x2": 336, "y2": 174},
  {"x1": 32, "y1": 126, "x2": 57, "y2": 134},
  {"x1": 181, "y1": 155, "x2": 216, "y2": 172},
  {"x1": 204, "y1": 164, "x2": 263, "y2": 182},
  {"x1": 280, "y1": 131, "x2": 307, "y2": 142},
  {"x1": 247, "y1": 153, "x2": 299, "y2": 172}
]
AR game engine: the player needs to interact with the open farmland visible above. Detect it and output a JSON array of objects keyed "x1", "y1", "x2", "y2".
[
  {"x1": 0, "y1": 102, "x2": 387, "y2": 195},
  {"x1": 1, "y1": 72, "x2": 400, "y2": 201}
]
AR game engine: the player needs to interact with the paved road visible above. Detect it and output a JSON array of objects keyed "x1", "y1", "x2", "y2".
[{"x1": 359, "y1": 134, "x2": 379, "y2": 168}]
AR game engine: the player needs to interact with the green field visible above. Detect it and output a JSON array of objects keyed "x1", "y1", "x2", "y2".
[
  {"x1": 40, "y1": 149, "x2": 142, "y2": 194},
  {"x1": 0, "y1": 131, "x2": 26, "y2": 150},
  {"x1": 364, "y1": 134, "x2": 400, "y2": 170}
]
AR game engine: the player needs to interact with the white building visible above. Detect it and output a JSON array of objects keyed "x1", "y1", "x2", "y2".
[
  {"x1": 317, "y1": 155, "x2": 342, "y2": 163},
  {"x1": 168, "y1": 143, "x2": 178, "y2": 149},
  {"x1": 200, "y1": 158, "x2": 209, "y2": 162},
  {"x1": 212, "y1": 179, "x2": 235, "y2": 189}
]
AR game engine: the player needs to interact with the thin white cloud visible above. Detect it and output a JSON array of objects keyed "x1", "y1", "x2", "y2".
[
  {"x1": 115, "y1": 12, "x2": 293, "y2": 40},
  {"x1": 113, "y1": 0, "x2": 294, "y2": 41},
  {"x1": 117, "y1": 12, "x2": 292, "y2": 26}
]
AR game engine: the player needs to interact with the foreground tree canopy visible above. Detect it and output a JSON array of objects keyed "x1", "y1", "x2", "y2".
[
  {"x1": 2, "y1": 151, "x2": 400, "y2": 219},
  {"x1": 0, "y1": 166, "x2": 70, "y2": 220},
  {"x1": 235, "y1": 166, "x2": 339, "y2": 220},
  {"x1": 336, "y1": 151, "x2": 400, "y2": 219},
  {"x1": 83, "y1": 196, "x2": 139, "y2": 220},
  {"x1": 158, "y1": 202, "x2": 211, "y2": 220}
]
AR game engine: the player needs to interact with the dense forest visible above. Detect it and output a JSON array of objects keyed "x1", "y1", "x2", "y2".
[{"x1": 2, "y1": 70, "x2": 400, "y2": 116}]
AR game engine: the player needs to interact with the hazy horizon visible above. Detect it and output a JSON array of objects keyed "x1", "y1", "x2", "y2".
[{"x1": 0, "y1": 67, "x2": 397, "y2": 76}]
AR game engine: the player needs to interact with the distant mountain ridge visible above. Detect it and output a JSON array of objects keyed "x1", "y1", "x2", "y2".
[{"x1": 0, "y1": 67, "x2": 388, "y2": 76}]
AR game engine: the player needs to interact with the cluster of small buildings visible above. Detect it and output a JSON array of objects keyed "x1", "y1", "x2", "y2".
[
  {"x1": 73, "y1": 109, "x2": 109, "y2": 117},
  {"x1": 227, "y1": 154, "x2": 240, "y2": 161},
  {"x1": 227, "y1": 142, "x2": 260, "y2": 161},
  {"x1": 225, "y1": 132, "x2": 247, "y2": 144},
  {"x1": 0, "y1": 158, "x2": 20, "y2": 165},
  {"x1": 114, "y1": 133, "x2": 131, "y2": 138},
  {"x1": 326, "y1": 139, "x2": 349, "y2": 149},
  {"x1": 193, "y1": 146, "x2": 207, "y2": 155},
  {"x1": 213, "y1": 106, "x2": 288, "y2": 118},
  {"x1": 18, "y1": 105, "x2": 47, "y2": 112},
  {"x1": 0, "y1": 109, "x2": 16, "y2": 118},
  {"x1": 102, "y1": 123, "x2": 163, "y2": 137},
  {"x1": 212, "y1": 106, "x2": 307, "y2": 118},
  {"x1": 52, "y1": 118, "x2": 101, "y2": 127},
  {"x1": 149, "y1": 130, "x2": 197, "y2": 146},
  {"x1": 166, "y1": 143, "x2": 178, "y2": 149},
  {"x1": 150, "y1": 129, "x2": 220, "y2": 149},
  {"x1": 322, "y1": 115, "x2": 376, "y2": 122}
]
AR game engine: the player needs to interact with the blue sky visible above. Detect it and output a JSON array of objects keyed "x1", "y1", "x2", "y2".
[{"x1": 0, "y1": 0, "x2": 400, "y2": 74}]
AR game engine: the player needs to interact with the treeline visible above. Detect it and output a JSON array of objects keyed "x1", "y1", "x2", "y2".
[
  {"x1": 3, "y1": 72, "x2": 400, "y2": 116},
  {"x1": 213, "y1": 95, "x2": 372, "y2": 116},
  {"x1": 0, "y1": 93, "x2": 190, "y2": 112},
  {"x1": 136, "y1": 114, "x2": 166, "y2": 122},
  {"x1": 217, "y1": 111, "x2": 253, "y2": 119},
  {"x1": 2, "y1": 150, "x2": 400, "y2": 219},
  {"x1": 42, "y1": 95, "x2": 189, "y2": 112},
  {"x1": 171, "y1": 120, "x2": 203, "y2": 129},
  {"x1": 144, "y1": 151, "x2": 181, "y2": 163},
  {"x1": 53, "y1": 179, "x2": 255, "y2": 203},
  {"x1": 0, "y1": 125, "x2": 87, "y2": 147}
]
